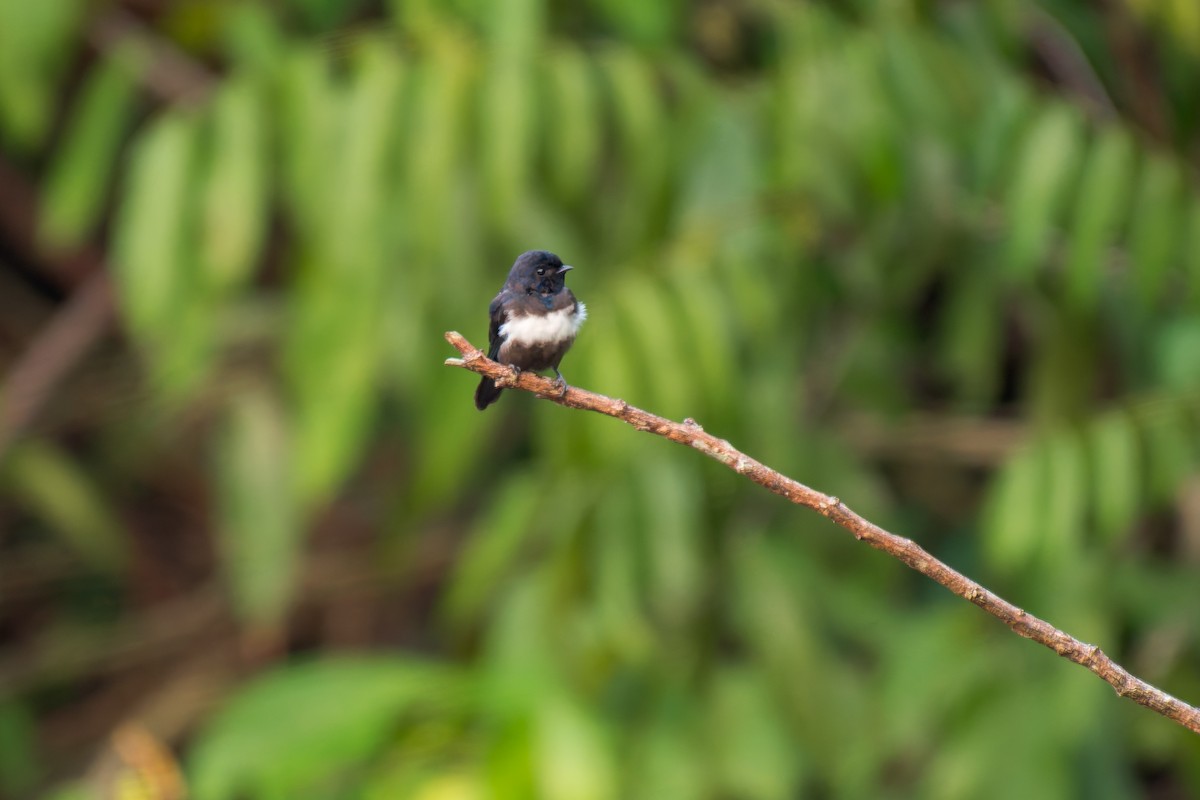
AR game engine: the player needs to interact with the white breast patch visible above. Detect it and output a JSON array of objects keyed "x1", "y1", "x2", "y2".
[{"x1": 500, "y1": 302, "x2": 587, "y2": 345}]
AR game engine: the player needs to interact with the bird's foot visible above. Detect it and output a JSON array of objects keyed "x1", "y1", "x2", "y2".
[
  {"x1": 497, "y1": 364, "x2": 522, "y2": 388},
  {"x1": 552, "y1": 369, "x2": 568, "y2": 397}
]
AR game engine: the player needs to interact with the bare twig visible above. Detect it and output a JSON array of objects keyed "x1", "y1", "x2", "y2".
[
  {"x1": 87, "y1": 8, "x2": 216, "y2": 106},
  {"x1": 0, "y1": 275, "x2": 115, "y2": 454},
  {"x1": 0, "y1": 586, "x2": 226, "y2": 695},
  {"x1": 0, "y1": 156, "x2": 118, "y2": 457},
  {"x1": 837, "y1": 411, "x2": 1024, "y2": 466},
  {"x1": 443, "y1": 330, "x2": 1200, "y2": 736},
  {"x1": 1027, "y1": 8, "x2": 1117, "y2": 119}
]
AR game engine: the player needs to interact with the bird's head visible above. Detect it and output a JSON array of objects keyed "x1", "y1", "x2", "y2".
[{"x1": 506, "y1": 250, "x2": 573, "y2": 296}]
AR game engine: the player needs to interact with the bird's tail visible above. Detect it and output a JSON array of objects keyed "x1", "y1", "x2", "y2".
[{"x1": 474, "y1": 376, "x2": 503, "y2": 410}]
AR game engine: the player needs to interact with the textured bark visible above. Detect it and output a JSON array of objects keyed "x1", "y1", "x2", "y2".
[{"x1": 444, "y1": 330, "x2": 1200, "y2": 736}]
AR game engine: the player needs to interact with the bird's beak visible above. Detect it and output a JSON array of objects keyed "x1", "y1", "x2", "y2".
[{"x1": 557, "y1": 265, "x2": 573, "y2": 274}]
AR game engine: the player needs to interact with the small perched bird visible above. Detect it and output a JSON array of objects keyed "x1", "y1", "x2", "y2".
[{"x1": 475, "y1": 250, "x2": 587, "y2": 410}]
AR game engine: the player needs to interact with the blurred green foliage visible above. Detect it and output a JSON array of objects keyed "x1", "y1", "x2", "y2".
[{"x1": 2, "y1": 0, "x2": 1200, "y2": 797}]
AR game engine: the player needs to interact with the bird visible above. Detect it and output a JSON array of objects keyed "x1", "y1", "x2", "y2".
[{"x1": 475, "y1": 250, "x2": 587, "y2": 410}]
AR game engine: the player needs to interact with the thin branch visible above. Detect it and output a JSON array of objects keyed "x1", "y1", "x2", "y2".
[
  {"x1": 0, "y1": 157, "x2": 117, "y2": 457},
  {"x1": 0, "y1": 585, "x2": 226, "y2": 695},
  {"x1": 0, "y1": 275, "x2": 115, "y2": 455},
  {"x1": 1027, "y1": 8, "x2": 1117, "y2": 120},
  {"x1": 837, "y1": 411, "x2": 1024, "y2": 466},
  {"x1": 443, "y1": 330, "x2": 1200, "y2": 736},
  {"x1": 87, "y1": 9, "x2": 216, "y2": 107}
]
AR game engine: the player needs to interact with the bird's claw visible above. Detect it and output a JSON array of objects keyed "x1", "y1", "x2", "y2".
[{"x1": 497, "y1": 364, "x2": 521, "y2": 388}]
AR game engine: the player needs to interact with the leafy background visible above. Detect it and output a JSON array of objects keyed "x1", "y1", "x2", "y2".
[{"x1": 1, "y1": 0, "x2": 1199, "y2": 797}]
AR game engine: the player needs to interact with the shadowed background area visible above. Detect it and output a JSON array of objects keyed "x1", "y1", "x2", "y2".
[{"x1": 1, "y1": 0, "x2": 1199, "y2": 797}]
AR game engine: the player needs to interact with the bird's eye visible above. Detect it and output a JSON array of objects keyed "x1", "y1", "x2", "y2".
[{"x1": 536, "y1": 268, "x2": 545, "y2": 276}]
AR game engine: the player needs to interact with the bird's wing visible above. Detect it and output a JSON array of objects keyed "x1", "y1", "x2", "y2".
[{"x1": 486, "y1": 293, "x2": 507, "y2": 361}]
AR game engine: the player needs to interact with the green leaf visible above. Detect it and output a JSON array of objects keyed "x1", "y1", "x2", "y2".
[
  {"x1": 0, "y1": 700, "x2": 40, "y2": 797},
  {"x1": 190, "y1": 657, "x2": 466, "y2": 800},
  {"x1": 39, "y1": 784, "x2": 87, "y2": 800},
  {"x1": 626, "y1": 703, "x2": 706, "y2": 799},
  {"x1": 200, "y1": 74, "x2": 268, "y2": 293},
  {"x1": 288, "y1": 322, "x2": 379, "y2": 507},
  {"x1": 479, "y1": 61, "x2": 532, "y2": 229},
  {"x1": 379, "y1": 772, "x2": 486, "y2": 800},
  {"x1": 1186, "y1": 198, "x2": 1200, "y2": 308},
  {"x1": 600, "y1": 47, "x2": 669, "y2": 248},
  {"x1": 671, "y1": 272, "x2": 737, "y2": 417},
  {"x1": 279, "y1": 47, "x2": 335, "y2": 233},
  {"x1": 366, "y1": 767, "x2": 484, "y2": 800},
  {"x1": 0, "y1": 441, "x2": 126, "y2": 570},
  {"x1": 1001, "y1": 104, "x2": 1082, "y2": 279},
  {"x1": 922, "y1": 685, "x2": 1075, "y2": 799},
  {"x1": 541, "y1": 45, "x2": 601, "y2": 204},
  {"x1": 215, "y1": 388, "x2": 301, "y2": 624},
  {"x1": 708, "y1": 667, "x2": 801, "y2": 800},
  {"x1": 880, "y1": 19, "x2": 952, "y2": 136},
  {"x1": 40, "y1": 51, "x2": 137, "y2": 247},
  {"x1": 879, "y1": 612, "x2": 996, "y2": 746},
  {"x1": 404, "y1": 40, "x2": 472, "y2": 262},
  {"x1": 406, "y1": 376, "x2": 491, "y2": 513},
  {"x1": 1124, "y1": 0, "x2": 1200, "y2": 57},
  {"x1": 635, "y1": 458, "x2": 702, "y2": 627},
  {"x1": 938, "y1": 266, "x2": 1002, "y2": 407},
  {"x1": 730, "y1": 535, "x2": 817, "y2": 690},
  {"x1": 481, "y1": 0, "x2": 543, "y2": 58},
  {"x1": 616, "y1": 280, "x2": 690, "y2": 415},
  {"x1": 1040, "y1": 430, "x2": 1088, "y2": 564},
  {"x1": 442, "y1": 471, "x2": 543, "y2": 631},
  {"x1": 154, "y1": 299, "x2": 221, "y2": 401},
  {"x1": 1063, "y1": 125, "x2": 1133, "y2": 307},
  {"x1": 983, "y1": 444, "x2": 1046, "y2": 571},
  {"x1": 475, "y1": 0, "x2": 542, "y2": 228},
  {"x1": 325, "y1": 40, "x2": 403, "y2": 262},
  {"x1": 676, "y1": 101, "x2": 760, "y2": 233},
  {"x1": 222, "y1": 2, "x2": 289, "y2": 73},
  {"x1": 483, "y1": 711, "x2": 537, "y2": 798},
  {"x1": 590, "y1": 0, "x2": 677, "y2": 46},
  {"x1": 1126, "y1": 153, "x2": 1182, "y2": 305},
  {"x1": 590, "y1": 488, "x2": 656, "y2": 660},
  {"x1": 0, "y1": 0, "x2": 83, "y2": 149},
  {"x1": 287, "y1": 0, "x2": 369, "y2": 30},
  {"x1": 970, "y1": 79, "x2": 1029, "y2": 195},
  {"x1": 480, "y1": 574, "x2": 560, "y2": 704},
  {"x1": 1155, "y1": 318, "x2": 1200, "y2": 391},
  {"x1": 113, "y1": 112, "x2": 199, "y2": 340},
  {"x1": 1088, "y1": 410, "x2": 1141, "y2": 542},
  {"x1": 1140, "y1": 400, "x2": 1196, "y2": 504},
  {"x1": 111, "y1": 109, "x2": 217, "y2": 400},
  {"x1": 535, "y1": 695, "x2": 616, "y2": 800}
]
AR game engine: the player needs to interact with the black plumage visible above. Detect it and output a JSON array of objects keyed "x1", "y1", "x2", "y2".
[{"x1": 475, "y1": 250, "x2": 587, "y2": 410}]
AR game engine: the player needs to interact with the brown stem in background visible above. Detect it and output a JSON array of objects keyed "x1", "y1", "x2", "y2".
[
  {"x1": 1027, "y1": 8, "x2": 1117, "y2": 120},
  {"x1": 444, "y1": 330, "x2": 1200, "y2": 736},
  {"x1": 0, "y1": 275, "x2": 114, "y2": 455},
  {"x1": 0, "y1": 157, "x2": 117, "y2": 456},
  {"x1": 1097, "y1": 0, "x2": 1169, "y2": 141},
  {"x1": 87, "y1": 8, "x2": 216, "y2": 106}
]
